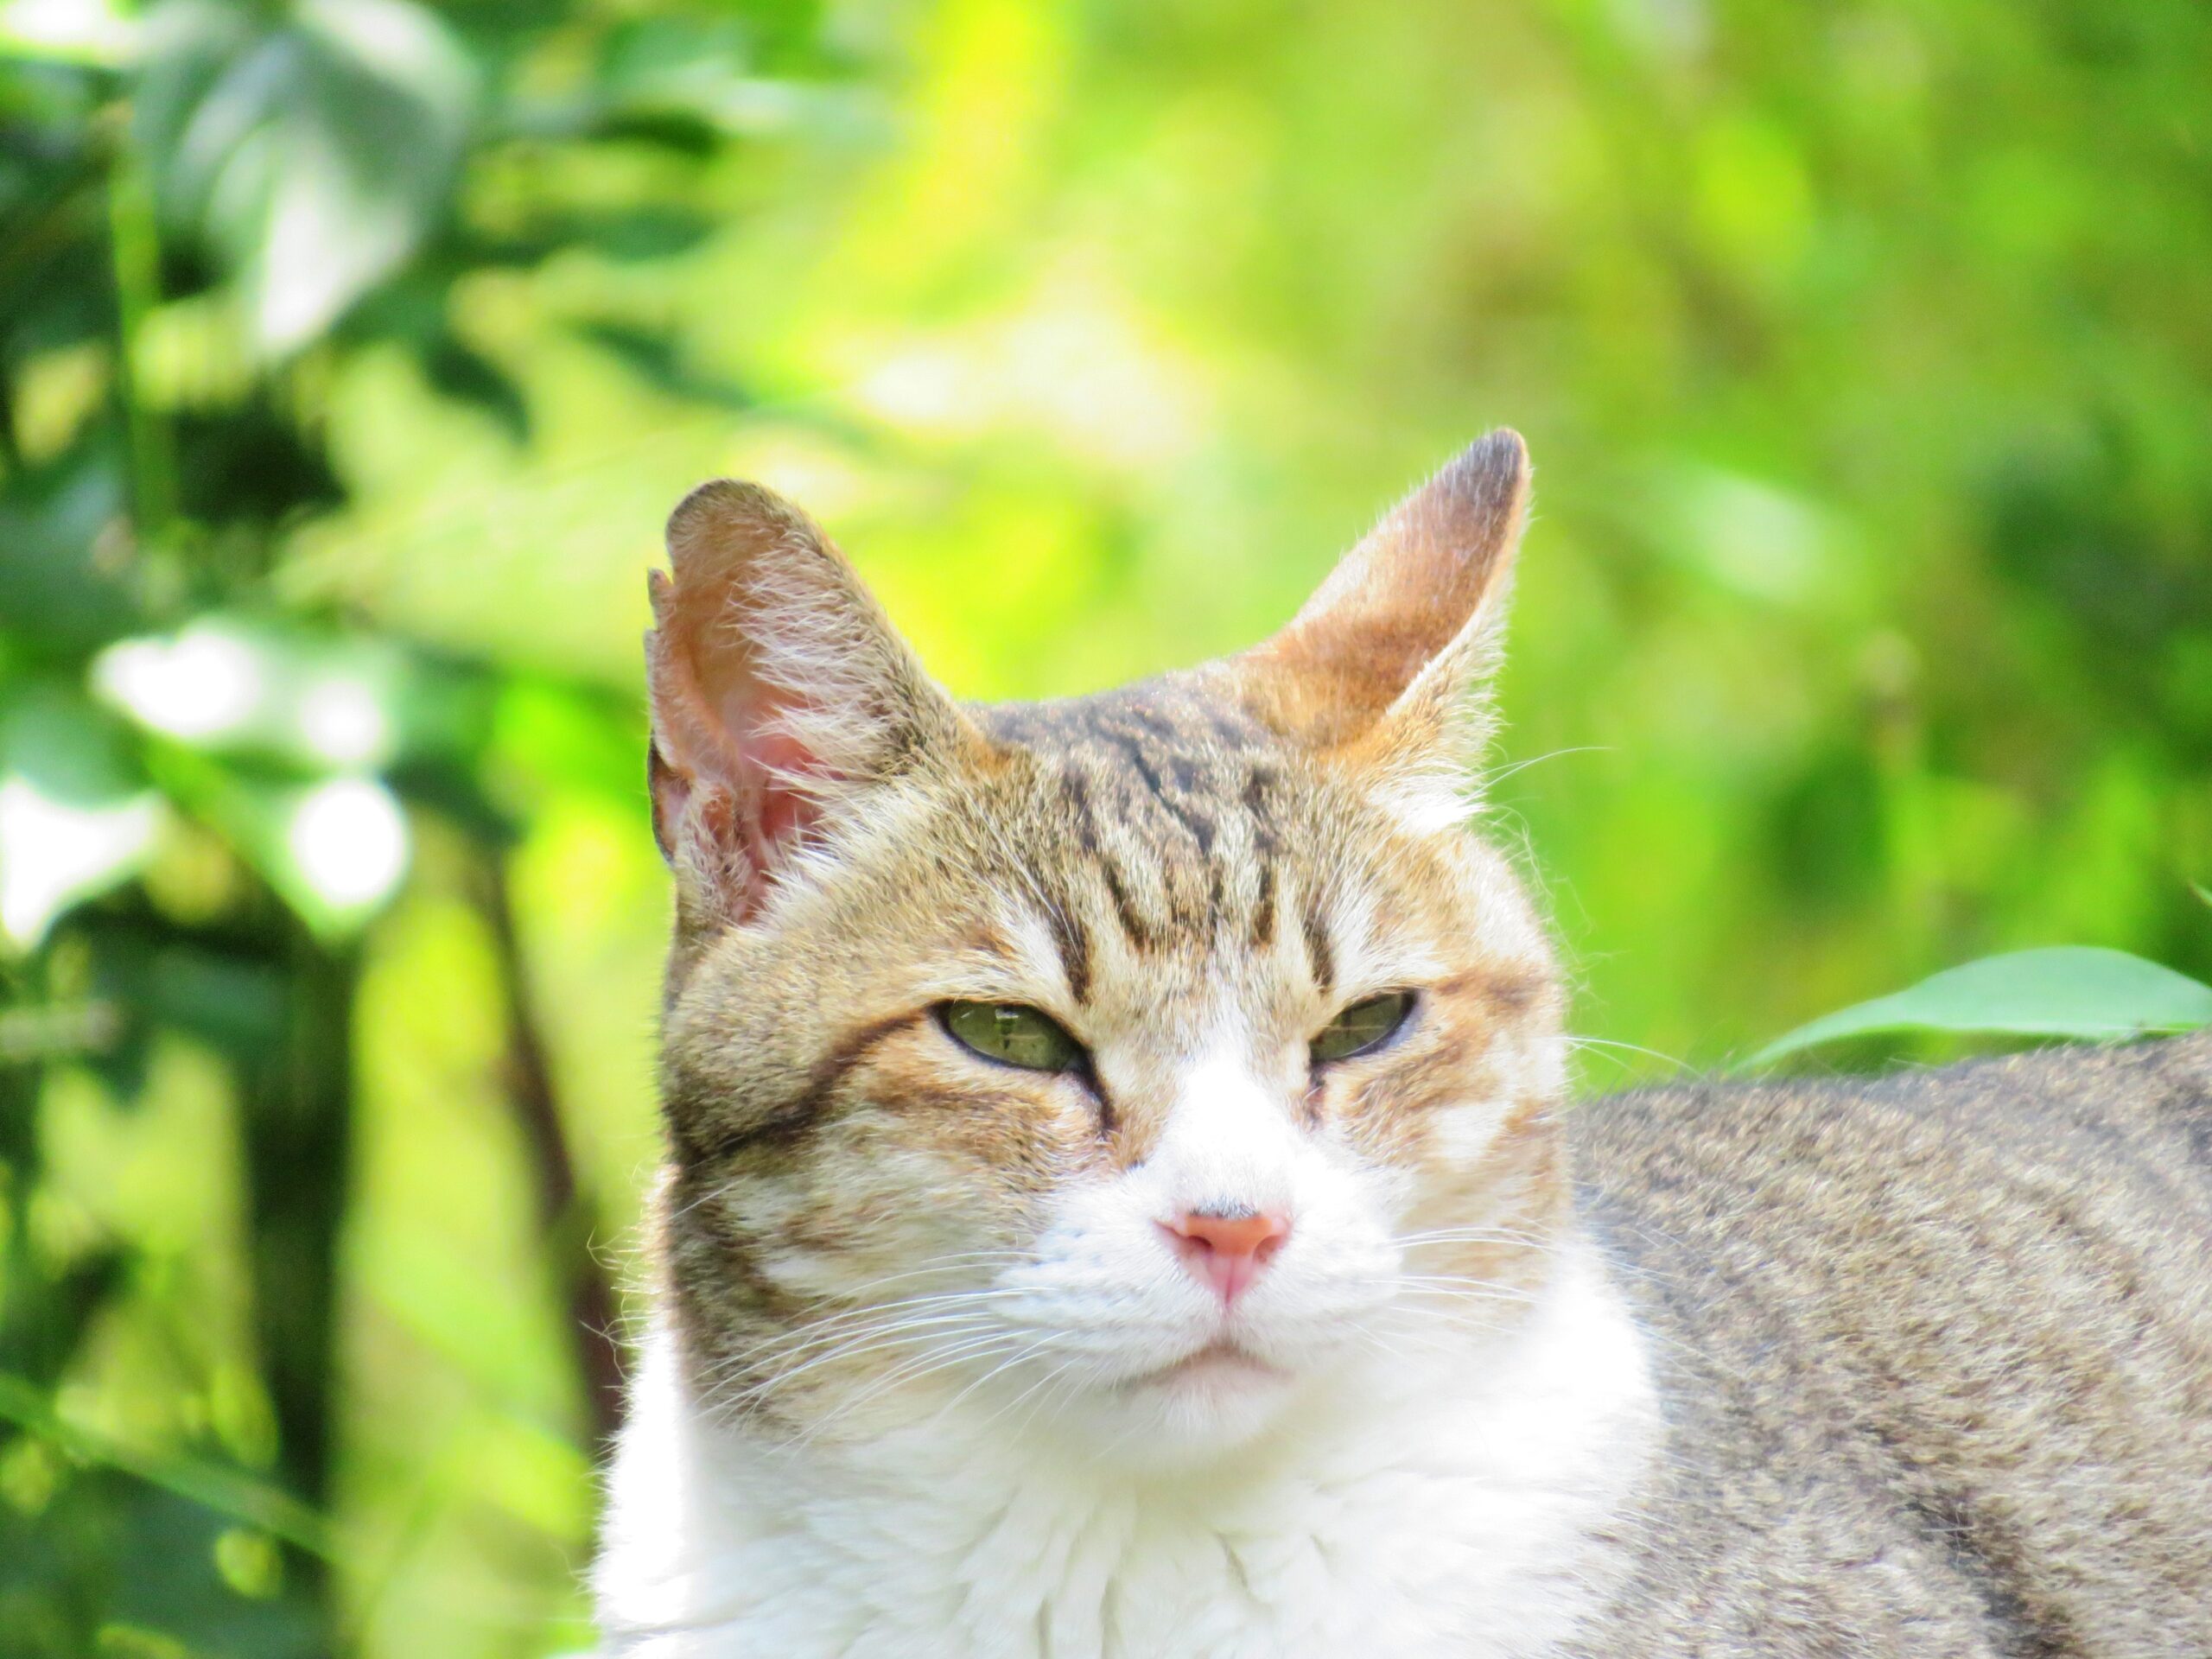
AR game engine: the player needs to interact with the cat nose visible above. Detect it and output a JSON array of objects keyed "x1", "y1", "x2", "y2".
[{"x1": 1161, "y1": 1209, "x2": 1291, "y2": 1306}]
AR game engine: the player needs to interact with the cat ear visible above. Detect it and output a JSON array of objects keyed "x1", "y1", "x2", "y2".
[
  {"x1": 1233, "y1": 429, "x2": 1529, "y2": 766},
  {"x1": 645, "y1": 480, "x2": 963, "y2": 928}
]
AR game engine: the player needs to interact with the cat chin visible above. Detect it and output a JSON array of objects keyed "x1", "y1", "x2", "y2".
[{"x1": 1029, "y1": 1342, "x2": 1343, "y2": 1465}]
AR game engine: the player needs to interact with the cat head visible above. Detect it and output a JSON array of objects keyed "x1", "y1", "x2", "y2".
[{"x1": 644, "y1": 432, "x2": 1567, "y2": 1456}]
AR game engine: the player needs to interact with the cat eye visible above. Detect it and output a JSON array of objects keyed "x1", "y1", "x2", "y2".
[
  {"x1": 938, "y1": 1001, "x2": 1086, "y2": 1072},
  {"x1": 1310, "y1": 991, "x2": 1414, "y2": 1064}
]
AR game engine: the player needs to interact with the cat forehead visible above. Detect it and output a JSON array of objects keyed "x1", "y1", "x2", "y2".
[
  {"x1": 976, "y1": 675, "x2": 1275, "y2": 772},
  {"x1": 949, "y1": 676, "x2": 1380, "y2": 995},
  {"x1": 969, "y1": 673, "x2": 1323, "y2": 852}
]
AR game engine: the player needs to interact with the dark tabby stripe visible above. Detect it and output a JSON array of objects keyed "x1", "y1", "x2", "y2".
[{"x1": 676, "y1": 1012, "x2": 916, "y2": 1164}]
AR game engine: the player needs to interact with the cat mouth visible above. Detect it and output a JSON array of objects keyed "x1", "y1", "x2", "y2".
[{"x1": 1123, "y1": 1339, "x2": 1288, "y2": 1391}]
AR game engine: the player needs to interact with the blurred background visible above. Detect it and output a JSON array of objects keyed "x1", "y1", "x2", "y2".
[{"x1": 2, "y1": 0, "x2": 2208, "y2": 1650}]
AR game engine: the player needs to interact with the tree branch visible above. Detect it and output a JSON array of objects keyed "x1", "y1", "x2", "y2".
[{"x1": 468, "y1": 846, "x2": 627, "y2": 1448}]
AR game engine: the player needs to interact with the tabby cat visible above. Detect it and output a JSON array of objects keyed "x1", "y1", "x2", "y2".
[{"x1": 594, "y1": 431, "x2": 2212, "y2": 1657}]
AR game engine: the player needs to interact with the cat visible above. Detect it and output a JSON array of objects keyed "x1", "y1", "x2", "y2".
[{"x1": 593, "y1": 430, "x2": 2212, "y2": 1657}]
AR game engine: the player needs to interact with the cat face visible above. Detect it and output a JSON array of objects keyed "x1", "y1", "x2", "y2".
[{"x1": 645, "y1": 434, "x2": 1568, "y2": 1454}]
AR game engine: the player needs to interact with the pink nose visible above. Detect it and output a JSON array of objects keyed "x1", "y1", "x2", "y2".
[{"x1": 1161, "y1": 1210, "x2": 1291, "y2": 1305}]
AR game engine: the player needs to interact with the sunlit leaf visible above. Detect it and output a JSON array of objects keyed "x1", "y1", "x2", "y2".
[
  {"x1": 0, "y1": 0, "x2": 137, "y2": 65},
  {"x1": 283, "y1": 776, "x2": 407, "y2": 911},
  {"x1": 0, "y1": 690, "x2": 161, "y2": 949},
  {"x1": 0, "y1": 779, "x2": 160, "y2": 948},
  {"x1": 588, "y1": 15, "x2": 813, "y2": 140},
  {"x1": 194, "y1": 772, "x2": 412, "y2": 937},
  {"x1": 94, "y1": 620, "x2": 416, "y2": 770},
  {"x1": 136, "y1": 0, "x2": 476, "y2": 353},
  {"x1": 1751, "y1": 948, "x2": 2212, "y2": 1067},
  {"x1": 94, "y1": 624, "x2": 270, "y2": 747}
]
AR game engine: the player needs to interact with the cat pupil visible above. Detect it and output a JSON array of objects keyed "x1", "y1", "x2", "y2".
[
  {"x1": 942, "y1": 1001, "x2": 1080, "y2": 1071},
  {"x1": 1313, "y1": 991, "x2": 1413, "y2": 1063}
]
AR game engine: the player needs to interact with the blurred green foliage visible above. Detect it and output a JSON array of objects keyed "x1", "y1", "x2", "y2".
[{"x1": 2, "y1": 0, "x2": 2209, "y2": 1651}]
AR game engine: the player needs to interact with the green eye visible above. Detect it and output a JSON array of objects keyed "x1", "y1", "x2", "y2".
[
  {"x1": 1311, "y1": 991, "x2": 1414, "y2": 1064},
  {"x1": 939, "y1": 1001, "x2": 1086, "y2": 1072}
]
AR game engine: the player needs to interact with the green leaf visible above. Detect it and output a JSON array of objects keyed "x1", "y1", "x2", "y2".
[
  {"x1": 0, "y1": 442, "x2": 143, "y2": 657},
  {"x1": 422, "y1": 332, "x2": 530, "y2": 443},
  {"x1": 571, "y1": 320, "x2": 751, "y2": 410},
  {"x1": 0, "y1": 1372, "x2": 332, "y2": 1560},
  {"x1": 1751, "y1": 947, "x2": 2212, "y2": 1067},
  {"x1": 137, "y1": 0, "x2": 477, "y2": 353}
]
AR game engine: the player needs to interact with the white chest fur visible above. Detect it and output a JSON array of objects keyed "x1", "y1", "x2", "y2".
[{"x1": 594, "y1": 1246, "x2": 1655, "y2": 1659}]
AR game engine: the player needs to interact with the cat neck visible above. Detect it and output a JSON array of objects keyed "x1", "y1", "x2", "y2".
[{"x1": 594, "y1": 1231, "x2": 1658, "y2": 1659}]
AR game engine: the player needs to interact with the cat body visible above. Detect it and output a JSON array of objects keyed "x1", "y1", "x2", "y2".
[
  {"x1": 1575, "y1": 1033, "x2": 2212, "y2": 1656},
  {"x1": 596, "y1": 433, "x2": 2212, "y2": 1656}
]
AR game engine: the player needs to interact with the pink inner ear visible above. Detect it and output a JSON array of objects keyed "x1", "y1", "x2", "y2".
[
  {"x1": 646, "y1": 575, "x2": 838, "y2": 923},
  {"x1": 739, "y1": 726, "x2": 827, "y2": 858},
  {"x1": 706, "y1": 637, "x2": 838, "y2": 863},
  {"x1": 649, "y1": 730, "x2": 827, "y2": 927}
]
